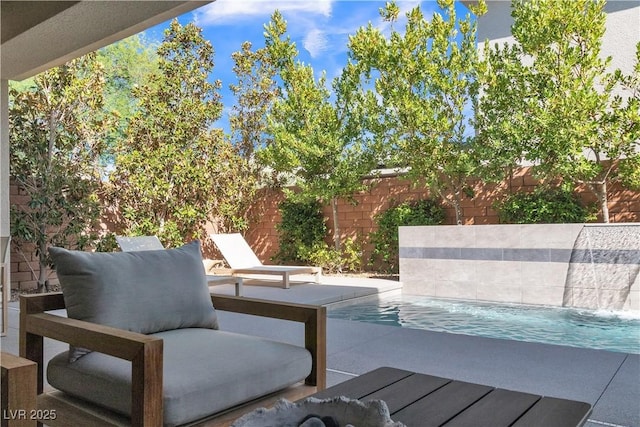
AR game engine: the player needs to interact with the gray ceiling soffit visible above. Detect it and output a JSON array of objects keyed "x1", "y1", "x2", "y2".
[
  {"x1": 2, "y1": 1, "x2": 80, "y2": 44},
  {"x1": 1, "y1": 1, "x2": 212, "y2": 81}
]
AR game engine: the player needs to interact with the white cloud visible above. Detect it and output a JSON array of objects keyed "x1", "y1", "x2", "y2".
[
  {"x1": 303, "y1": 29, "x2": 328, "y2": 58},
  {"x1": 194, "y1": 0, "x2": 333, "y2": 26}
]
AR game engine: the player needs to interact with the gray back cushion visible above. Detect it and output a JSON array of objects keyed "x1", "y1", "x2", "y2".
[{"x1": 50, "y1": 241, "x2": 218, "y2": 360}]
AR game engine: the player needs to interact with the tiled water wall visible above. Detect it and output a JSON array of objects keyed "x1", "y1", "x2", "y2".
[
  {"x1": 564, "y1": 225, "x2": 640, "y2": 310},
  {"x1": 398, "y1": 224, "x2": 640, "y2": 311}
]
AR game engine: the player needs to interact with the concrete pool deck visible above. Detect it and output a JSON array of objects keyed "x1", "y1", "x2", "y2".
[{"x1": 2, "y1": 276, "x2": 638, "y2": 427}]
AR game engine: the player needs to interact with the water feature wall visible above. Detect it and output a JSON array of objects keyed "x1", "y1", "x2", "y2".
[
  {"x1": 398, "y1": 224, "x2": 639, "y2": 311},
  {"x1": 564, "y1": 225, "x2": 640, "y2": 310}
]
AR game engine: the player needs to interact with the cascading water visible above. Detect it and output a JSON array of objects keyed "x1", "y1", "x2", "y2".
[{"x1": 563, "y1": 225, "x2": 640, "y2": 311}]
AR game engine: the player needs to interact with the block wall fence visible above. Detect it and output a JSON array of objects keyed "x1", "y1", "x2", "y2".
[
  {"x1": 245, "y1": 168, "x2": 640, "y2": 269},
  {"x1": 8, "y1": 167, "x2": 640, "y2": 291}
]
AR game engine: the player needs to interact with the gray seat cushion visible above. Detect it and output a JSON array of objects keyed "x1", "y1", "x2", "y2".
[
  {"x1": 47, "y1": 328, "x2": 312, "y2": 427},
  {"x1": 49, "y1": 241, "x2": 218, "y2": 361}
]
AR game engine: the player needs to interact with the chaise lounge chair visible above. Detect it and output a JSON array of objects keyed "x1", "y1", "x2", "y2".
[
  {"x1": 210, "y1": 233, "x2": 322, "y2": 289},
  {"x1": 116, "y1": 235, "x2": 243, "y2": 296}
]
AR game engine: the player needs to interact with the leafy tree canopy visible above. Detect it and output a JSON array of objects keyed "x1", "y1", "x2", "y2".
[
  {"x1": 255, "y1": 11, "x2": 380, "y2": 249},
  {"x1": 108, "y1": 20, "x2": 244, "y2": 245},
  {"x1": 230, "y1": 40, "x2": 278, "y2": 159},
  {"x1": 96, "y1": 34, "x2": 159, "y2": 162},
  {"x1": 344, "y1": 0, "x2": 487, "y2": 224},
  {"x1": 476, "y1": 0, "x2": 640, "y2": 222},
  {"x1": 9, "y1": 53, "x2": 109, "y2": 290}
]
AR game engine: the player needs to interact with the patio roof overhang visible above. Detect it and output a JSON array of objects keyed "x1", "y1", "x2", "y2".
[
  {"x1": 0, "y1": 0, "x2": 214, "y2": 269},
  {"x1": 1, "y1": 1, "x2": 212, "y2": 81}
]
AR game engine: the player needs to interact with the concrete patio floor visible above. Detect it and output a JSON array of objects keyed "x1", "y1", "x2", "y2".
[{"x1": 1, "y1": 276, "x2": 638, "y2": 427}]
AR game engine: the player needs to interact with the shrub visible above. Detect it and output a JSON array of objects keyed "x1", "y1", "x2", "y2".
[
  {"x1": 369, "y1": 199, "x2": 445, "y2": 273},
  {"x1": 304, "y1": 237, "x2": 363, "y2": 274},
  {"x1": 495, "y1": 186, "x2": 596, "y2": 224},
  {"x1": 274, "y1": 199, "x2": 326, "y2": 264},
  {"x1": 95, "y1": 232, "x2": 119, "y2": 252}
]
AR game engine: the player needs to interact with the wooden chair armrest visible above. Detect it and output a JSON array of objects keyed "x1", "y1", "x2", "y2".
[
  {"x1": 19, "y1": 294, "x2": 163, "y2": 427},
  {"x1": 20, "y1": 292, "x2": 66, "y2": 314},
  {"x1": 23, "y1": 313, "x2": 161, "y2": 360},
  {"x1": 211, "y1": 295, "x2": 327, "y2": 389},
  {"x1": 211, "y1": 295, "x2": 324, "y2": 322}
]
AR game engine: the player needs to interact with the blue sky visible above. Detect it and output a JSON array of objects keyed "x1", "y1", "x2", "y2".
[{"x1": 144, "y1": 0, "x2": 473, "y2": 132}]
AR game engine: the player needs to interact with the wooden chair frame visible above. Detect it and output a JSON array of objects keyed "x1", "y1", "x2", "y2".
[{"x1": 19, "y1": 293, "x2": 326, "y2": 427}]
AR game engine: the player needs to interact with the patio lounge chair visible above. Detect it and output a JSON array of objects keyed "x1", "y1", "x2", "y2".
[
  {"x1": 20, "y1": 241, "x2": 326, "y2": 426},
  {"x1": 116, "y1": 235, "x2": 243, "y2": 296},
  {"x1": 210, "y1": 233, "x2": 322, "y2": 289}
]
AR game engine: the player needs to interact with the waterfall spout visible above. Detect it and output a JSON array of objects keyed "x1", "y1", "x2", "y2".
[{"x1": 564, "y1": 224, "x2": 640, "y2": 311}]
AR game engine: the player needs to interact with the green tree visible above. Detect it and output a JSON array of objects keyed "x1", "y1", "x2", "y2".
[
  {"x1": 476, "y1": 0, "x2": 640, "y2": 222},
  {"x1": 608, "y1": 45, "x2": 640, "y2": 195},
  {"x1": 257, "y1": 11, "x2": 379, "y2": 251},
  {"x1": 208, "y1": 144, "x2": 259, "y2": 233},
  {"x1": 9, "y1": 53, "x2": 109, "y2": 291},
  {"x1": 229, "y1": 40, "x2": 279, "y2": 159},
  {"x1": 221, "y1": 40, "x2": 282, "y2": 232},
  {"x1": 345, "y1": 0, "x2": 486, "y2": 224},
  {"x1": 109, "y1": 20, "x2": 237, "y2": 245},
  {"x1": 96, "y1": 34, "x2": 159, "y2": 162}
]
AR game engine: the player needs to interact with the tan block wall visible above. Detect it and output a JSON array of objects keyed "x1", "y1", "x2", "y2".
[
  {"x1": 9, "y1": 168, "x2": 640, "y2": 290},
  {"x1": 245, "y1": 168, "x2": 640, "y2": 267},
  {"x1": 243, "y1": 187, "x2": 284, "y2": 264}
]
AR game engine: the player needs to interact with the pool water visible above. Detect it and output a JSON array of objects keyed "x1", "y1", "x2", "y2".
[{"x1": 328, "y1": 295, "x2": 640, "y2": 354}]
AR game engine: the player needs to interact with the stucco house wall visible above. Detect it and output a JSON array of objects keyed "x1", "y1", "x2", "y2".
[{"x1": 472, "y1": 0, "x2": 640, "y2": 76}]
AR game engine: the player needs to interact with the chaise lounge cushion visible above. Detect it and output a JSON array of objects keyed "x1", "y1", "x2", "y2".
[
  {"x1": 47, "y1": 328, "x2": 312, "y2": 427},
  {"x1": 49, "y1": 240, "x2": 218, "y2": 361}
]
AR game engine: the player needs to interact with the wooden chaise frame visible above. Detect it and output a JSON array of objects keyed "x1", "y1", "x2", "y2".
[{"x1": 20, "y1": 293, "x2": 327, "y2": 427}]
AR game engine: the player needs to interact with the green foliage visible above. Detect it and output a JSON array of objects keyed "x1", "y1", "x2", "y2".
[
  {"x1": 304, "y1": 237, "x2": 363, "y2": 274},
  {"x1": 230, "y1": 40, "x2": 278, "y2": 159},
  {"x1": 274, "y1": 198, "x2": 362, "y2": 273},
  {"x1": 274, "y1": 199, "x2": 326, "y2": 264},
  {"x1": 209, "y1": 145, "x2": 259, "y2": 234},
  {"x1": 256, "y1": 11, "x2": 380, "y2": 251},
  {"x1": 344, "y1": 0, "x2": 486, "y2": 225},
  {"x1": 476, "y1": 0, "x2": 640, "y2": 222},
  {"x1": 95, "y1": 232, "x2": 119, "y2": 253},
  {"x1": 495, "y1": 187, "x2": 596, "y2": 224},
  {"x1": 9, "y1": 53, "x2": 109, "y2": 290},
  {"x1": 9, "y1": 78, "x2": 36, "y2": 93},
  {"x1": 109, "y1": 20, "x2": 249, "y2": 246},
  {"x1": 225, "y1": 38, "x2": 281, "y2": 229},
  {"x1": 369, "y1": 199, "x2": 445, "y2": 273},
  {"x1": 610, "y1": 43, "x2": 640, "y2": 192},
  {"x1": 96, "y1": 34, "x2": 159, "y2": 164}
]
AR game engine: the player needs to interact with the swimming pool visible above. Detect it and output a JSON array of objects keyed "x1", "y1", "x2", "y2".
[{"x1": 328, "y1": 295, "x2": 640, "y2": 354}]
